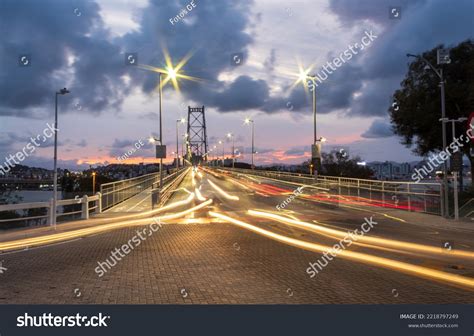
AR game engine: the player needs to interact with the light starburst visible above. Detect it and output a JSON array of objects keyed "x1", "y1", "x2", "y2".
[{"x1": 138, "y1": 45, "x2": 201, "y2": 93}]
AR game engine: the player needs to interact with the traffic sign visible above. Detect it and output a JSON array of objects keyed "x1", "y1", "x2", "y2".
[
  {"x1": 437, "y1": 49, "x2": 451, "y2": 65},
  {"x1": 468, "y1": 112, "x2": 474, "y2": 144},
  {"x1": 311, "y1": 144, "x2": 321, "y2": 159},
  {"x1": 156, "y1": 145, "x2": 167, "y2": 159}
]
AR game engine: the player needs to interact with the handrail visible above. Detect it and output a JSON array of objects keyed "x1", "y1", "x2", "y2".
[
  {"x1": 238, "y1": 168, "x2": 440, "y2": 186},
  {"x1": 100, "y1": 167, "x2": 186, "y2": 211},
  {"x1": 217, "y1": 167, "x2": 442, "y2": 215},
  {"x1": 0, "y1": 168, "x2": 187, "y2": 227},
  {"x1": 459, "y1": 198, "x2": 474, "y2": 218}
]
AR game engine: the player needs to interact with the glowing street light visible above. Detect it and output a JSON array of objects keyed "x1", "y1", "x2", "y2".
[
  {"x1": 92, "y1": 171, "x2": 97, "y2": 194},
  {"x1": 290, "y1": 63, "x2": 320, "y2": 179},
  {"x1": 244, "y1": 118, "x2": 255, "y2": 169},
  {"x1": 176, "y1": 117, "x2": 186, "y2": 169},
  {"x1": 227, "y1": 133, "x2": 235, "y2": 168},
  {"x1": 138, "y1": 47, "x2": 199, "y2": 205},
  {"x1": 218, "y1": 140, "x2": 225, "y2": 166}
]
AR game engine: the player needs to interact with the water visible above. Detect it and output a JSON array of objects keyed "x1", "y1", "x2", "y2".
[{"x1": 1, "y1": 190, "x2": 63, "y2": 204}]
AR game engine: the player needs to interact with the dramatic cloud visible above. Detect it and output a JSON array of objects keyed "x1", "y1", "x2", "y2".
[
  {"x1": 121, "y1": 0, "x2": 256, "y2": 111},
  {"x1": 0, "y1": 0, "x2": 131, "y2": 118},
  {"x1": 326, "y1": 0, "x2": 474, "y2": 118},
  {"x1": 361, "y1": 119, "x2": 393, "y2": 138}
]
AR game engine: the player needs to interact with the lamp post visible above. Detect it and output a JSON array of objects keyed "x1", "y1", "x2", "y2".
[
  {"x1": 92, "y1": 172, "x2": 96, "y2": 194},
  {"x1": 308, "y1": 74, "x2": 318, "y2": 181},
  {"x1": 182, "y1": 133, "x2": 187, "y2": 164},
  {"x1": 218, "y1": 140, "x2": 224, "y2": 166},
  {"x1": 52, "y1": 87, "x2": 69, "y2": 228},
  {"x1": 440, "y1": 117, "x2": 467, "y2": 220},
  {"x1": 176, "y1": 118, "x2": 186, "y2": 169},
  {"x1": 244, "y1": 118, "x2": 255, "y2": 169},
  {"x1": 139, "y1": 52, "x2": 195, "y2": 204},
  {"x1": 407, "y1": 52, "x2": 450, "y2": 217},
  {"x1": 158, "y1": 73, "x2": 164, "y2": 195},
  {"x1": 227, "y1": 133, "x2": 235, "y2": 168}
]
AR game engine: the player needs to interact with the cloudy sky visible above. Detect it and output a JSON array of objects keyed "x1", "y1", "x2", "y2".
[{"x1": 0, "y1": 0, "x2": 473, "y2": 170}]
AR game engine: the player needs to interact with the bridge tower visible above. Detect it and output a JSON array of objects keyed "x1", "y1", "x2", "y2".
[{"x1": 186, "y1": 106, "x2": 208, "y2": 165}]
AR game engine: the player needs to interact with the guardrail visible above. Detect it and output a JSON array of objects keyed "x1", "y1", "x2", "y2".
[
  {"x1": 100, "y1": 168, "x2": 185, "y2": 211},
  {"x1": 0, "y1": 167, "x2": 188, "y2": 229},
  {"x1": 0, "y1": 194, "x2": 101, "y2": 228},
  {"x1": 217, "y1": 167, "x2": 442, "y2": 215},
  {"x1": 459, "y1": 198, "x2": 474, "y2": 218}
]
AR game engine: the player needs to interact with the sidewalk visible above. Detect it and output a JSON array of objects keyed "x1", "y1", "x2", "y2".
[{"x1": 377, "y1": 206, "x2": 474, "y2": 232}]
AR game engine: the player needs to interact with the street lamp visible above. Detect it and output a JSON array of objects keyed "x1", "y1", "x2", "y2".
[
  {"x1": 213, "y1": 145, "x2": 217, "y2": 166},
  {"x1": 176, "y1": 117, "x2": 186, "y2": 169},
  {"x1": 307, "y1": 74, "x2": 319, "y2": 180},
  {"x1": 182, "y1": 133, "x2": 188, "y2": 163},
  {"x1": 294, "y1": 67, "x2": 319, "y2": 180},
  {"x1": 138, "y1": 48, "x2": 198, "y2": 205},
  {"x1": 52, "y1": 87, "x2": 70, "y2": 227},
  {"x1": 227, "y1": 133, "x2": 235, "y2": 168},
  {"x1": 92, "y1": 171, "x2": 96, "y2": 194},
  {"x1": 407, "y1": 52, "x2": 450, "y2": 217},
  {"x1": 244, "y1": 118, "x2": 255, "y2": 169},
  {"x1": 218, "y1": 140, "x2": 224, "y2": 166}
]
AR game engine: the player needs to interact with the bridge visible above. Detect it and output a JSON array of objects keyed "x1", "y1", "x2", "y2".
[{"x1": 0, "y1": 164, "x2": 473, "y2": 304}]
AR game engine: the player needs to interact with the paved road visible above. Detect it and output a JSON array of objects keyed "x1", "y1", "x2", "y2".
[{"x1": 0, "y1": 168, "x2": 473, "y2": 304}]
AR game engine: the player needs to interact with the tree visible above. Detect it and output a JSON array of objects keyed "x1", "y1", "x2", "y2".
[
  {"x1": 319, "y1": 150, "x2": 374, "y2": 179},
  {"x1": 389, "y1": 39, "x2": 474, "y2": 182}
]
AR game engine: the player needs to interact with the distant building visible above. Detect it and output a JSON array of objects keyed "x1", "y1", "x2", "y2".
[{"x1": 367, "y1": 161, "x2": 414, "y2": 180}]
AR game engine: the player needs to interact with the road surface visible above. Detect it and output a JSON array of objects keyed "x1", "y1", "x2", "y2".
[{"x1": 0, "y1": 167, "x2": 473, "y2": 304}]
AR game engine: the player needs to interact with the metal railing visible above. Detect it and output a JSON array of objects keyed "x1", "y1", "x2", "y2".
[
  {"x1": 217, "y1": 167, "x2": 442, "y2": 215},
  {"x1": 100, "y1": 168, "x2": 185, "y2": 211},
  {"x1": 459, "y1": 198, "x2": 474, "y2": 218},
  {"x1": 0, "y1": 194, "x2": 101, "y2": 228},
  {"x1": 0, "y1": 167, "x2": 189, "y2": 228}
]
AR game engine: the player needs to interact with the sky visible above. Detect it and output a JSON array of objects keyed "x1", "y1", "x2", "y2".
[{"x1": 0, "y1": 0, "x2": 473, "y2": 170}]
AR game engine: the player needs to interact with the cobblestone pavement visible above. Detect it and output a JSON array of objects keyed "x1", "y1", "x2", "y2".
[
  {"x1": 0, "y1": 222, "x2": 473, "y2": 304},
  {"x1": 0, "y1": 169, "x2": 473, "y2": 304}
]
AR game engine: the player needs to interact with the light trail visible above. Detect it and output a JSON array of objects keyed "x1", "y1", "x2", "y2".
[
  {"x1": 209, "y1": 211, "x2": 474, "y2": 290},
  {"x1": 226, "y1": 176, "x2": 253, "y2": 190},
  {"x1": 0, "y1": 199, "x2": 213, "y2": 252},
  {"x1": 191, "y1": 169, "x2": 197, "y2": 186},
  {"x1": 169, "y1": 187, "x2": 193, "y2": 195},
  {"x1": 208, "y1": 179, "x2": 239, "y2": 201},
  {"x1": 247, "y1": 210, "x2": 474, "y2": 260},
  {"x1": 195, "y1": 187, "x2": 207, "y2": 201}
]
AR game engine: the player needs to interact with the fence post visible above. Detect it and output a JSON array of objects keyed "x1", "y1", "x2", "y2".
[
  {"x1": 382, "y1": 182, "x2": 385, "y2": 207},
  {"x1": 81, "y1": 195, "x2": 89, "y2": 220},
  {"x1": 48, "y1": 198, "x2": 54, "y2": 226},
  {"x1": 440, "y1": 184, "x2": 445, "y2": 217},
  {"x1": 96, "y1": 192, "x2": 102, "y2": 214},
  {"x1": 357, "y1": 179, "x2": 360, "y2": 199},
  {"x1": 407, "y1": 184, "x2": 411, "y2": 211}
]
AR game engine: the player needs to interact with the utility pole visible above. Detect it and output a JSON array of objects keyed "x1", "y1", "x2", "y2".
[{"x1": 407, "y1": 51, "x2": 451, "y2": 218}]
